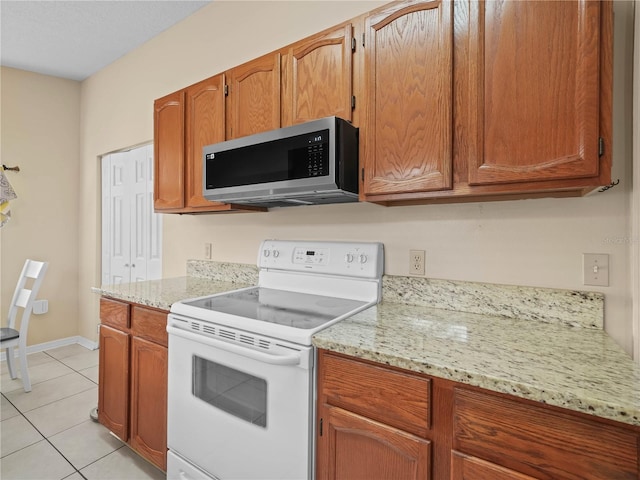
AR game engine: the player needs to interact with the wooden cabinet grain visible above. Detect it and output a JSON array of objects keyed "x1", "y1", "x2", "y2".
[
  {"x1": 283, "y1": 23, "x2": 355, "y2": 127},
  {"x1": 316, "y1": 351, "x2": 433, "y2": 480},
  {"x1": 153, "y1": 75, "x2": 262, "y2": 214},
  {"x1": 322, "y1": 404, "x2": 431, "y2": 480},
  {"x1": 361, "y1": 0, "x2": 454, "y2": 197},
  {"x1": 452, "y1": 388, "x2": 640, "y2": 480},
  {"x1": 129, "y1": 336, "x2": 167, "y2": 470},
  {"x1": 227, "y1": 52, "x2": 282, "y2": 140},
  {"x1": 317, "y1": 349, "x2": 640, "y2": 480},
  {"x1": 465, "y1": 0, "x2": 603, "y2": 186},
  {"x1": 98, "y1": 297, "x2": 168, "y2": 471},
  {"x1": 451, "y1": 451, "x2": 537, "y2": 480},
  {"x1": 154, "y1": 0, "x2": 613, "y2": 208},
  {"x1": 98, "y1": 322, "x2": 129, "y2": 441},
  {"x1": 153, "y1": 90, "x2": 184, "y2": 210},
  {"x1": 361, "y1": 0, "x2": 612, "y2": 204}
]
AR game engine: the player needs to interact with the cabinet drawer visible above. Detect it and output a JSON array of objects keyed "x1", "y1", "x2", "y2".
[
  {"x1": 453, "y1": 388, "x2": 639, "y2": 480},
  {"x1": 320, "y1": 353, "x2": 430, "y2": 438},
  {"x1": 131, "y1": 306, "x2": 168, "y2": 347},
  {"x1": 100, "y1": 297, "x2": 130, "y2": 329}
]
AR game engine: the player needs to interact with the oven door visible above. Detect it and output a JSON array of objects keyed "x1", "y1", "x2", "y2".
[{"x1": 167, "y1": 315, "x2": 314, "y2": 480}]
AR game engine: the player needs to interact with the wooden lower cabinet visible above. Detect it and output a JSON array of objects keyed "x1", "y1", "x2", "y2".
[
  {"x1": 317, "y1": 349, "x2": 640, "y2": 480},
  {"x1": 451, "y1": 451, "x2": 536, "y2": 480},
  {"x1": 98, "y1": 297, "x2": 168, "y2": 471},
  {"x1": 129, "y1": 336, "x2": 167, "y2": 470},
  {"x1": 98, "y1": 324, "x2": 129, "y2": 441},
  {"x1": 321, "y1": 405, "x2": 431, "y2": 480}
]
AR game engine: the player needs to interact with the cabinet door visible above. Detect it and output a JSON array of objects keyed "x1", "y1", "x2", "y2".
[
  {"x1": 451, "y1": 451, "x2": 536, "y2": 480},
  {"x1": 285, "y1": 24, "x2": 354, "y2": 126},
  {"x1": 154, "y1": 90, "x2": 185, "y2": 210},
  {"x1": 227, "y1": 53, "x2": 281, "y2": 139},
  {"x1": 466, "y1": 0, "x2": 602, "y2": 185},
  {"x1": 98, "y1": 325, "x2": 130, "y2": 442},
  {"x1": 362, "y1": 0, "x2": 453, "y2": 197},
  {"x1": 129, "y1": 336, "x2": 167, "y2": 471},
  {"x1": 185, "y1": 75, "x2": 227, "y2": 209},
  {"x1": 317, "y1": 405, "x2": 431, "y2": 480}
]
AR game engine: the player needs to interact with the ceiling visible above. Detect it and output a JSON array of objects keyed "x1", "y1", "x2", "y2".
[{"x1": 0, "y1": 0, "x2": 212, "y2": 81}]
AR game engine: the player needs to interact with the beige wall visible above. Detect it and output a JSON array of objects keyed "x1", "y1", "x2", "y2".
[
  {"x1": 76, "y1": 1, "x2": 636, "y2": 355},
  {"x1": 0, "y1": 67, "x2": 81, "y2": 345}
]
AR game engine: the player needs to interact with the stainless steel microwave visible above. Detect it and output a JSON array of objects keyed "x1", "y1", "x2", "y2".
[{"x1": 203, "y1": 116, "x2": 359, "y2": 208}]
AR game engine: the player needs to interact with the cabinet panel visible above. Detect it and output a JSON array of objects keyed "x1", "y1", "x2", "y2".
[
  {"x1": 321, "y1": 353, "x2": 430, "y2": 438},
  {"x1": 131, "y1": 305, "x2": 168, "y2": 347},
  {"x1": 467, "y1": 0, "x2": 601, "y2": 185},
  {"x1": 320, "y1": 405, "x2": 431, "y2": 480},
  {"x1": 154, "y1": 90, "x2": 185, "y2": 210},
  {"x1": 185, "y1": 75, "x2": 226, "y2": 209},
  {"x1": 98, "y1": 325, "x2": 130, "y2": 442},
  {"x1": 100, "y1": 297, "x2": 129, "y2": 330},
  {"x1": 363, "y1": 0, "x2": 453, "y2": 196},
  {"x1": 227, "y1": 53, "x2": 281, "y2": 139},
  {"x1": 453, "y1": 388, "x2": 639, "y2": 480},
  {"x1": 451, "y1": 451, "x2": 536, "y2": 480},
  {"x1": 130, "y1": 336, "x2": 168, "y2": 471},
  {"x1": 287, "y1": 23, "x2": 354, "y2": 125}
]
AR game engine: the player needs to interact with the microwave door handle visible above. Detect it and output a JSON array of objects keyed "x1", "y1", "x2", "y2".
[{"x1": 167, "y1": 325, "x2": 301, "y2": 366}]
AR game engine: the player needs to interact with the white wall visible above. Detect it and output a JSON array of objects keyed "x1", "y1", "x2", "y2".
[{"x1": 78, "y1": 1, "x2": 636, "y2": 355}]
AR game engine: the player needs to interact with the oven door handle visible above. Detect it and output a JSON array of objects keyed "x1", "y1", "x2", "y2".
[{"x1": 167, "y1": 325, "x2": 302, "y2": 366}]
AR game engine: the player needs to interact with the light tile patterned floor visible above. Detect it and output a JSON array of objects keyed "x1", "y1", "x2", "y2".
[{"x1": 1, "y1": 344, "x2": 165, "y2": 480}]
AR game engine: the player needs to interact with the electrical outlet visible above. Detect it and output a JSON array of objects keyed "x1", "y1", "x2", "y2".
[
  {"x1": 205, "y1": 243, "x2": 212, "y2": 260},
  {"x1": 409, "y1": 250, "x2": 425, "y2": 276}
]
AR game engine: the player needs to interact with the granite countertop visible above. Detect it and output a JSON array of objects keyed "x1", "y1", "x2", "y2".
[
  {"x1": 313, "y1": 301, "x2": 640, "y2": 428},
  {"x1": 93, "y1": 262, "x2": 640, "y2": 429},
  {"x1": 91, "y1": 276, "x2": 251, "y2": 311}
]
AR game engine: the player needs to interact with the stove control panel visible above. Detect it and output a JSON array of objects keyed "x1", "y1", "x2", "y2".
[{"x1": 258, "y1": 240, "x2": 384, "y2": 279}]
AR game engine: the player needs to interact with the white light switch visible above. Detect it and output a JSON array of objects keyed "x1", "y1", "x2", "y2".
[{"x1": 583, "y1": 253, "x2": 609, "y2": 286}]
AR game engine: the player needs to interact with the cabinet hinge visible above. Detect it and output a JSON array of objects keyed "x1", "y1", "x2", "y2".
[
  {"x1": 351, "y1": 96, "x2": 356, "y2": 110},
  {"x1": 224, "y1": 84, "x2": 229, "y2": 96},
  {"x1": 319, "y1": 418, "x2": 323, "y2": 437},
  {"x1": 599, "y1": 137, "x2": 605, "y2": 157},
  {"x1": 362, "y1": 33, "x2": 365, "y2": 47},
  {"x1": 351, "y1": 37, "x2": 356, "y2": 52}
]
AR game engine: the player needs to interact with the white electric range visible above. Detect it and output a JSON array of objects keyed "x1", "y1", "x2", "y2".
[{"x1": 166, "y1": 240, "x2": 384, "y2": 480}]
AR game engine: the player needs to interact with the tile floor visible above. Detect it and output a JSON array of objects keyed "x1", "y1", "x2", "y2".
[{"x1": 1, "y1": 344, "x2": 165, "y2": 480}]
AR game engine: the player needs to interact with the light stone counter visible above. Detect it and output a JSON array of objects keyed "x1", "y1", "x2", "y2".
[
  {"x1": 313, "y1": 300, "x2": 640, "y2": 428},
  {"x1": 91, "y1": 276, "x2": 250, "y2": 311},
  {"x1": 92, "y1": 261, "x2": 258, "y2": 311},
  {"x1": 93, "y1": 262, "x2": 639, "y2": 428}
]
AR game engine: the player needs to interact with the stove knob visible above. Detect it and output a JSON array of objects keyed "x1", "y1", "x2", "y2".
[
  {"x1": 345, "y1": 253, "x2": 354, "y2": 263},
  {"x1": 272, "y1": 249, "x2": 280, "y2": 258},
  {"x1": 263, "y1": 249, "x2": 270, "y2": 258},
  {"x1": 358, "y1": 254, "x2": 368, "y2": 264}
]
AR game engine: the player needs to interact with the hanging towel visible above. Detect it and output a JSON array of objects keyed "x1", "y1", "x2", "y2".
[{"x1": 0, "y1": 169, "x2": 17, "y2": 227}]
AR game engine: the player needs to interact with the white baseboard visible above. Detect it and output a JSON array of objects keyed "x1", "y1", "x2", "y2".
[{"x1": 0, "y1": 336, "x2": 98, "y2": 362}]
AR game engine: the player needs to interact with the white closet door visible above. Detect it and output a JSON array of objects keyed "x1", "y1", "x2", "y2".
[{"x1": 101, "y1": 144, "x2": 162, "y2": 286}]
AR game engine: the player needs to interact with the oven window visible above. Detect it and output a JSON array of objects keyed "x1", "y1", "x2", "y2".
[{"x1": 192, "y1": 356, "x2": 267, "y2": 428}]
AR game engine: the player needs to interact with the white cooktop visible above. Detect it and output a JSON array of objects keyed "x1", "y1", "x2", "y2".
[{"x1": 170, "y1": 240, "x2": 384, "y2": 345}]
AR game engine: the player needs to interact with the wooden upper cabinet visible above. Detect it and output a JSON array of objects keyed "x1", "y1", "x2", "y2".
[
  {"x1": 227, "y1": 53, "x2": 281, "y2": 139},
  {"x1": 466, "y1": 0, "x2": 602, "y2": 186},
  {"x1": 362, "y1": 0, "x2": 454, "y2": 197},
  {"x1": 284, "y1": 23, "x2": 354, "y2": 126},
  {"x1": 154, "y1": 90, "x2": 185, "y2": 210},
  {"x1": 184, "y1": 75, "x2": 226, "y2": 209}
]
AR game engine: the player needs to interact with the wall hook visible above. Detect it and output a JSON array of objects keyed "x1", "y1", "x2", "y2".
[{"x1": 2, "y1": 165, "x2": 20, "y2": 172}]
